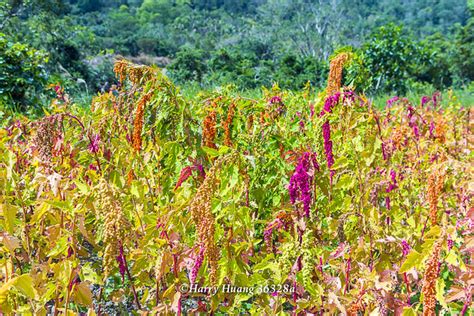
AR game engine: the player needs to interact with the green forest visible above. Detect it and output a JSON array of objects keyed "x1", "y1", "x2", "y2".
[{"x1": 1, "y1": 0, "x2": 473, "y2": 115}]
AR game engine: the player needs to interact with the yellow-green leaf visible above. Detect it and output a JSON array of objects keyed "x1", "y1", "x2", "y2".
[
  {"x1": 445, "y1": 250, "x2": 458, "y2": 266},
  {"x1": 218, "y1": 146, "x2": 230, "y2": 155},
  {"x1": 130, "y1": 181, "x2": 140, "y2": 198},
  {"x1": 12, "y1": 274, "x2": 35, "y2": 299},
  {"x1": 202, "y1": 146, "x2": 219, "y2": 157},
  {"x1": 335, "y1": 174, "x2": 355, "y2": 190},
  {"x1": 402, "y1": 307, "x2": 417, "y2": 316},
  {"x1": 424, "y1": 225, "x2": 441, "y2": 240},
  {"x1": 31, "y1": 203, "x2": 49, "y2": 224},
  {"x1": 1, "y1": 203, "x2": 17, "y2": 234},
  {"x1": 109, "y1": 170, "x2": 123, "y2": 189},
  {"x1": 436, "y1": 278, "x2": 447, "y2": 308},
  {"x1": 73, "y1": 282, "x2": 93, "y2": 306},
  {"x1": 400, "y1": 250, "x2": 422, "y2": 273},
  {"x1": 47, "y1": 235, "x2": 69, "y2": 258},
  {"x1": 332, "y1": 157, "x2": 348, "y2": 170},
  {"x1": 74, "y1": 180, "x2": 89, "y2": 194},
  {"x1": 1, "y1": 233, "x2": 21, "y2": 252}
]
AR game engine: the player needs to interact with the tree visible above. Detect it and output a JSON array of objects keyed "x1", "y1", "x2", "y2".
[
  {"x1": 77, "y1": 0, "x2": 103, "y2": 12},
  {"x1": 358, "y1": 24, "x2": 420, "y2": 94},
  {"x1": 451, "y1": 15, "x2": 474, "y2": 85},
  {"x1": 0, "y1": 33, "x2": 49, "y2": 110},
  {"x1": 168, "y1": 48, "x2": 207, "y2": 82}
]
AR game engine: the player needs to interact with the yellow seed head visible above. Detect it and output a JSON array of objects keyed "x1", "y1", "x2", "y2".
[
  {"x1": 97, "y1": 180, "x2": 130, "y2": 277},
  {"x1": 189, "y1": 154, "x2": 237, "y2": 285}
]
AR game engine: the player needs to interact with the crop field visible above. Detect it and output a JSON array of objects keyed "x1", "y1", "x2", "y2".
[{"x1": 0, "y1": 55, "x2": 472, "y2": 315}]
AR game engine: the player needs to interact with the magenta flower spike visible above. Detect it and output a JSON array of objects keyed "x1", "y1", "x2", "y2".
[
  {"x1": 190, "y1": 244, "x2": 205, "y2": 284},
  {"x1": 288, "y1": 152, "x2": 319, "y2": 217},
  {"x1": 88, "y1": 134, "x2": 100, "y2": 153}
]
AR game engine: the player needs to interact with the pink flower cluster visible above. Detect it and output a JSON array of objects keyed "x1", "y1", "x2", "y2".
[
  {"x1": 407, "y1": 106, "x2": 421, "y2": 139},
  {"x1": 429, "y1": 121, "x2": 435, "y2": 138},
  {"x1": 88, "y1": 134, "x2": 100, "y2": 153},
  {"x1": 386, "y1": 96, "x2": 399, "y2": 107},
  {"x1": 190, "y1": 244, "x2": 205, "y2": 284},
  {"x1": 116, "y1": 244, "x2": 127, "y2": 283},
  {"x1": 447, "y1": 237, "x2": 454, "y2": 250},
  {"x1": 175, "y1": 163, "x2": 206, "y2": 190},
  {"x1": 381, "y1": 142, "x2": 388, "y2": 160},
  {"x1": 432, "y1": 91, "x2": 441, "y2": 107},
  {"x1": 320, "y1": 92, "x2": 341, "y2": 116},
  {"x1": 309, "y1": 103, "x2": 315, "y2": 118},
  {"x1": 319, "y1": 93, "x2": 342, "y2": 183},
  {"x1": 322, "y1": 121, "x2": 334, "y2": 172},
  {"x1": 384, "y1": 170, "x2": 398, "y2": 210},
  {"x1": 288, "y1": 152, "x2": 319, "y2": 217},
  {"x1": 401, "y1": 240, "x2": 411, "y2": 256},
  {"x1": 421, "y1": 96, "x2": 430, "y2": 107},
  {"x1": 386, "y1": 170, "x2": 398, "y2": 193},
  {"x1": 420, "y1": 91, "x2": 442, "y2": 108},
  {"x1": 264, "y1": 218, "x2": 285, "y2": 250},
  {"x1": 342, "y1": 90, "x2": 355, "y2": 103},
  {"x1": 269, "y1": 96, "x2": 282, "y2": 104}
]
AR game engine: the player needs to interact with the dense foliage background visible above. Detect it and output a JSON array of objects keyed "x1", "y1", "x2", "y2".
[{"x1": 0, "y1": 0, "x2": 473, "y2": 115}]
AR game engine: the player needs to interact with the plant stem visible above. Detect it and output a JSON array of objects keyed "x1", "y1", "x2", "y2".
[
  {"x1": 403, "y1": 272, "x2": 411, "y2": 304},
  {"x1": 97, "y1": 287, "x2": 104, "y2": 315},
  {"x1": 122, "y1": 247, "x2": 142, "y2": 310}
]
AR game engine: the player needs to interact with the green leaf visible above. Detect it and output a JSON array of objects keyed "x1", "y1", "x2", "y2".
[
  {"x1": 232, "y1": 292, "x2": 253, "y2": 306},
  {"x1": 352, "y1": 136, "x2": 364, "y2": 152},
  {"x1": 402, "y1": 307, "x2": 417, "y2": 316},
  {"x1": 109, "y1": 170, "x2": 123, "y2": 189},
  {"x1": 218, "y1": 146, "x2": 230, "y2": 155},
  {"x1": 74, "y1": 180, "x2": 89, "y2": 195},
  {"x1": 400, "y1": 250, "x2": 422, "y2": 273},
  {"x1": 365, "y1": 152, "x2": 376, "y2": 167},
  {"x1": 73, "y1": 282, "x2": 93, "y2": 306},
  {"x1": 305, "y1": 281, "x2": 322, "y2": 298},
  {"x1": 334, "y1": 174, "x2": 355, "y2": 190},
  {"x1": 12, "y1": 274, "x2": 35, "y2": 299},
  {"x1": 445, "y1": 250, "x2": 459, "y2": 267},
  {"x1": 202, "y1": 146, "x2": 219, "y2": 157},
  {"x1": 44, "y1": 200, "x2": 73, "y2": 212},
  {"x1": 131, "y1": 181, "x2": 140, "y2": 198},
  {"x1": 228, "y1": 165, "x2": 238, "y2": 188},
  {"x1": 436, "y1": 278, "x2": 447, "y2": 309},
  {"x1": 272, "y1": 195, "x2": 281, "y2": 206},
  {"x1": 47, "y1": 235, "x2": 69, "y2": 258},
  {"x1": 80, "y1": 263, "x2": 102, "y2": 285},
  {"x1": 1, "y1": 203, "x2": 16, "y2": 234},
  {"x1": 332, "y1": 157, "x2": 349, "y2": 170},
  {"x1": 424, "y1": 226, "x2": 441, "y2": 240},
  {"x1": 31, "y1": 203, "x2": 49, "y2": 224},
  {"x1": 253, "y1": 254, "x2": 276, "y2": 272}
]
